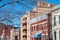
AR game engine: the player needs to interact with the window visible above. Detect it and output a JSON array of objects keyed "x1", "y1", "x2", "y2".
[
  {"x1": 43, "y1": 3, "x2": 45, "y2": 5},
  {"x1": 46, "y1": 35, "x2": 48, "y2": 40},
  {"x1": 15, "y1": 36, "x2": 18, "y2": 40},
  {"x1": 31, "y1": 27, "x2": 33, "y2": 32},
  {"x1": 23, "y1": 23, "x2": 27, "y2": 26},
  {"x1": 59, "y1": 16, "x2": 60, "y2": 24},
  {"x1": 45, "y1": 23, "x2": 48, "y2": 29},
  {"x1": 54, "y1": 17, "x2": 56, "y2": 26},
  {"x1": 39, "y1": 24, "x2": 41, "y2": 30},
  {"x1": 23, "y1": 35, "x2": 27, "y2": 38},
  {"x1": 23, "y1": 17, "x2": 27, "y2": 20},
  {"x1": 36, "y1": 25, "x2": 39, "y2": 31},
  {"x1": 41, "y1": 24, "x2": 44, "y2": 30},
  {"x1": 59, "y1": 31, "x2": 60, "y2": 40},
  {"x1": 50, "y1": 4, "x2": 54, "y2": 7},
  {"x1": 35, "y1": 38, "x2": 38, "y2": 40},
  {"x1": 34, "y1": 26, "x2": 35, "y2": 31},
  {"x1": 54, "y1": 31, "x2": 56, "y2": 40},
  {"x1": 23, "y1": 29, "x2": 27, "y2": 33}
]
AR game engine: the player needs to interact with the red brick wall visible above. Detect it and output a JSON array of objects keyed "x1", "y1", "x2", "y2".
[
  {"x1": 0, "y1": 23, "x2": 14, "y2": 40},
  {"x1": 30, "y1": 18, "x2": 50, "y2": 40}
]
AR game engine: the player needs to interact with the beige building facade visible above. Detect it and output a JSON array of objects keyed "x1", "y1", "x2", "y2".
[{"x1": 20, "y1": 11, "x2": 31, "y2": 40}]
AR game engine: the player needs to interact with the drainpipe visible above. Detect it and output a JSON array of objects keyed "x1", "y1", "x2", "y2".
[{"x1": 48, "y1": 13, "x2": 50, "y2": 40}]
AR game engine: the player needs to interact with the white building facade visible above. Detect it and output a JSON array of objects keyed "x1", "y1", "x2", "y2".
[{"x1": 52, "y1": 5, "x2": 60, "y2": 40}]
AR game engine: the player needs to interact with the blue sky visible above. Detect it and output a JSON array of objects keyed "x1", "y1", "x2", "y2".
[
  {"x1": 0, "y1": 0, "x2": 60, "y2": 27},
  {"x1": 46, "y1": 0, "x2": 60, "y2": 5}
]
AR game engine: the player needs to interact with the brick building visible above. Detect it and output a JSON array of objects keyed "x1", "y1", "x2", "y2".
[
  {"x1": 30, "y1": 14, "x2": 50, "y2": 40},
  {"x1": 0, "y1": 23, "x2": 14, "y2": 40}
]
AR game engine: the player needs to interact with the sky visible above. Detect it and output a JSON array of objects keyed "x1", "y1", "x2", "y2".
[
  {"x1": 46, "y1": 0, "x2": 60, "y2": 5},
  {"x1": 0, "y1": 0, "x2": 60, "y2": 27}
]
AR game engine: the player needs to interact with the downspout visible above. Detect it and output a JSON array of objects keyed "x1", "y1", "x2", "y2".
[{"x1": 48, "y1": 13, "x2": 50, "y2": 40}]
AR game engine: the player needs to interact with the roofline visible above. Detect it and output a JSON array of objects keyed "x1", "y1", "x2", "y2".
[{"x1": 52, "y1": 5, "x2": 60, "y2": 12}]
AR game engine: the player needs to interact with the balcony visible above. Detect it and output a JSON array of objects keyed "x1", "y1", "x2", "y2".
[
  {"x1": 23, "y1": 35, "x2": 27, "y2": 40},
  {"x1": 22, "y1": 23, "x2": 27, "y2": 29},
  {"x1": 23, "y1": 23, "x2": 27, "y2": 26},
  {"x1": 23, "y1": 17, "x2": 27, "y2": 23},
  {"x1": 22, "y1": 26, "x2": 27, "y2": 29},
  {"x1": 22, "y1": 29, "x2": 27, "y2": 35},
  {"x1": 23, "y1": 38, "x2": 27, "y2": 40},
  {"x1": 22, "y1": 32, "x2": 27, "y2": 35},
  {"x1": 22, "y1": 20, "x2": 27, "y2": 23}
]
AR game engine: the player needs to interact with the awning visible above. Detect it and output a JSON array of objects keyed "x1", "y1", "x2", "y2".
[{"x1": 32, "y1": 33, "x2": 42, "y2": 38}]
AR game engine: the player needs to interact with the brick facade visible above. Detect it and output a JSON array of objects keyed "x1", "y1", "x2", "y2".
[
  {"x1": 0, "y1": 23, "x2": 14, "y2": 40},
  {"x1": 30, "y1": 14, "x2": 50, "y2": 40}
]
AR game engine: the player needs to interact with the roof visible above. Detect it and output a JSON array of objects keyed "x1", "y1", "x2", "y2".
[
  {"x1": 0, "y1": 23, "x2": 14, "y2": 29},
  {"x1": 52, "y1": 5, "x2": 60, "y2": 11}
]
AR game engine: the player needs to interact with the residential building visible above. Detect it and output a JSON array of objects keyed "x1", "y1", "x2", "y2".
[
  {"x1": 29, "y1": 14, "x2": 51, "y2": 40},
  {"x1": 20, "y1": 1, "x2": 55, "y2": 40},
  {"x1": 14, "y1": 27, "x2": 20, "y2": 40},
  {"x1": 6, "y1": 25, "x2": 15, "y2": 40},
  {"x1": 52, "y1": 5, "x2": 60, "y2": 40},
  {"x1": 0, "y1": 23, "x2": 14, "y2": 40},
  {"x1": 20, "y1": 12, "x2": 30, "y2": 40}
]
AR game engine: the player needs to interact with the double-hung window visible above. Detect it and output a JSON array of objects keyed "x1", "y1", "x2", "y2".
[
  {"x1": 59, "y1": 31, "x2": 60, "y2": 40},
  {"x1": 54, "y1": 31, "x2": 56, "y2": 40},
  {"x1": 59, "y1": 16, "x2": 60, "y2": 24},
  {"x1": 54, "y1": 17, "x2": 56, "y2": 26}
]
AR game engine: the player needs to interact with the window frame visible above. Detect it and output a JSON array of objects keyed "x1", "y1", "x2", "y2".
[
  {"x1": 54, "y1": 17, "x2": 56, "y2": 26},
  {"x1": 59, "y1": 16, "x2": 60, "y2": 24},
  {"x1": 54, "y1": 31, "x2": 56, "y2": 40}
]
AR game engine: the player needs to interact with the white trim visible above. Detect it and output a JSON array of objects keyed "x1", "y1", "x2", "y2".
[
  {"x1": 29, "y1": 14, "x2": 48, "y2": 24},
  {"x1": 31, "y1": 24, "x2": 38, "y2": 26},
  {"x1": 52, "y1": 5, "x2": 60, "y2": 11},
  {"x1": 42, "y1": 33, "x2": 48, "y2": 36}
]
